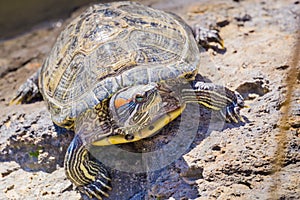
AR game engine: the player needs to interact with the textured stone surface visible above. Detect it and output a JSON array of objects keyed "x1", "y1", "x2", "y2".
[{"x1": 0, "y1": 0, "x2": 299, "y2": 199}]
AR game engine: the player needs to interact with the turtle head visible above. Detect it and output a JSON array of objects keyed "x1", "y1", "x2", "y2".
[{"x1": 109, "y1": 83, "x2": 162, "y2": 139}]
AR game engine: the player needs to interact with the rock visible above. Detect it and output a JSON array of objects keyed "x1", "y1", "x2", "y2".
[
  {"x1": 0, "y1": 162, "x2": 80, "y2": 199},
  {"x1": 0, "y1": 103, "x2": 74, "y2": 173},
  {"x1": 236, "y1": 78, "x2": 270, "y2": 100},
  {"x1": 0, "y1": 0, "x2": 299, "y2": 199}
]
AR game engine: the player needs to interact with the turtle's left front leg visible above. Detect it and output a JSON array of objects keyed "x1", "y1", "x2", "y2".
[
  {"x1": 182, "y1": 81, "x2": 246, "y2": 123},
  {"x1": 65, "y1": 134, "x2": 112, "y2": 199}
]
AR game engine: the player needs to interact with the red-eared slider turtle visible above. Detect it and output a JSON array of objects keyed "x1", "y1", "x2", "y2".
[{"x1": 11, "y1": 1, "x2": 246, "y2": 199}]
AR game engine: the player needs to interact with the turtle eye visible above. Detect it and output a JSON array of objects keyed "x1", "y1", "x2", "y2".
[{"x1": 135, "y1": 93, "x2": 146, "y2": 103}]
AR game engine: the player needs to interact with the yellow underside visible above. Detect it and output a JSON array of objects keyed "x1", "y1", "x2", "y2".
[{"x1": 92, "y1": 105, "x2": 186, "y2": 146}]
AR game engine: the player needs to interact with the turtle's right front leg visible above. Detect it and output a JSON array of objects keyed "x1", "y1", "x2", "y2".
[
  {"x1": 182, "y1": 81, "x2": 246, "y2": 123},
  {"x1": 65, "y1": 135, "x2": 112, "y2": 199}
]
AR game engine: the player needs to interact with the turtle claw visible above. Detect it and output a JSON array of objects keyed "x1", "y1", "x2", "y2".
[
  {"x1": 96, "y1": 179, "x2": 112, "y2": 190},
  {"x1": 80, "y1": 177, "x2": 111, "y2": 199},
  {"x1": 221, "y1": 104, "x2": 245, "y2": 123},
  {"x1": 193, "y1": 26, "x2": 225, "y2": 50},
  {"x1": 226, "y1": 106, "x2": 239, "y2": 123},
  {"x1": 219, "y1": 110, "x2": 231, "y2": 123},
  {"x1": 82, "y1": 186, "x2": 102, "y2": 199},
  {"x1": 218, "y1": 91, "x2": 246, "y2": 123},
  {"x1": 10, "y1": 71, "x2": 40, "y2": 105},
  {"x1": 235, "y1": 106, "x2": 246, "y2": 123}
]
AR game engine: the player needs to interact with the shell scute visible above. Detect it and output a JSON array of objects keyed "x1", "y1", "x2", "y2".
[{"x1": 40, "y1": 2, "x2": 199, "y2": 127}]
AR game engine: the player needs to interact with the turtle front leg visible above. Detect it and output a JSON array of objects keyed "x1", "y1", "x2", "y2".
[
  {"x1": 192, "y1": 25, "x2": 225, "y2": 50},
  {"x1": 65, "y1": 135, "x2": 112, "y2": 199},
  {"x1": 10, "y1": 68, "x2": 41, "y2": 105},
  {"x1": 182, "y1": 81, "x2": 246, "y2": 123}
]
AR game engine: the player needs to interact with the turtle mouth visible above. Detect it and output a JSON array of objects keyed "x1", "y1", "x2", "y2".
[{"x1": 149, "y1": 93, "x2": 182, "y2": 123}]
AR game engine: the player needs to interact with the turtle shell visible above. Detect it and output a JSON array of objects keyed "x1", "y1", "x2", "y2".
[{"x1": 39, "y1": 1, "x2": 200, "y2": 128}]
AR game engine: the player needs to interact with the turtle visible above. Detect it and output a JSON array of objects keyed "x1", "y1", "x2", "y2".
[{"x1": 11, "y1": 1, "x2": 247, "y2": 199}]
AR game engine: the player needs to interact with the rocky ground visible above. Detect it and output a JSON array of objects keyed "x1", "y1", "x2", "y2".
[{"x1": 0, "y1": 0, "x2": 299, "y2": 199}]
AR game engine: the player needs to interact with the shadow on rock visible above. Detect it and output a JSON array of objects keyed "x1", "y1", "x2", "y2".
[{"x1": 85, "y1": 102, "x2": 247, "y2": 199}]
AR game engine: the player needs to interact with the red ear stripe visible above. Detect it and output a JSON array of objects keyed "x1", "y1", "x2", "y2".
[{"x1": 114, "y1": 98, "x2": 131, "y2": 109}]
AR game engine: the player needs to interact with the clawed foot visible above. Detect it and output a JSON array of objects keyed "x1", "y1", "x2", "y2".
[
  {"x1": 10, "y1": 71, "x2": 40, "y2": 105},
  {"x1": 219, "y1": 91, "x2": 247, "y2": 123},
  {"x1": 65, "y1": 135, "x2": 112, "y2": 200},
  {"x1": 193, "y1": 25, "x2": 224, "y2": 50},
  {"x1": 79, "y1": 174, "x2": 112, "y2": 200}
]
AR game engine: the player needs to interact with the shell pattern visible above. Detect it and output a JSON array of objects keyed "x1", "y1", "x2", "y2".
[{"x1": 39, "y1": 1, "x2": 200, "y2": 127}]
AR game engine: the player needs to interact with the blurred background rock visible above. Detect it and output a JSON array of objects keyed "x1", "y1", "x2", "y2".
[{"x1": 0, "y1": 0, "x2": 99, "y2": 39}]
